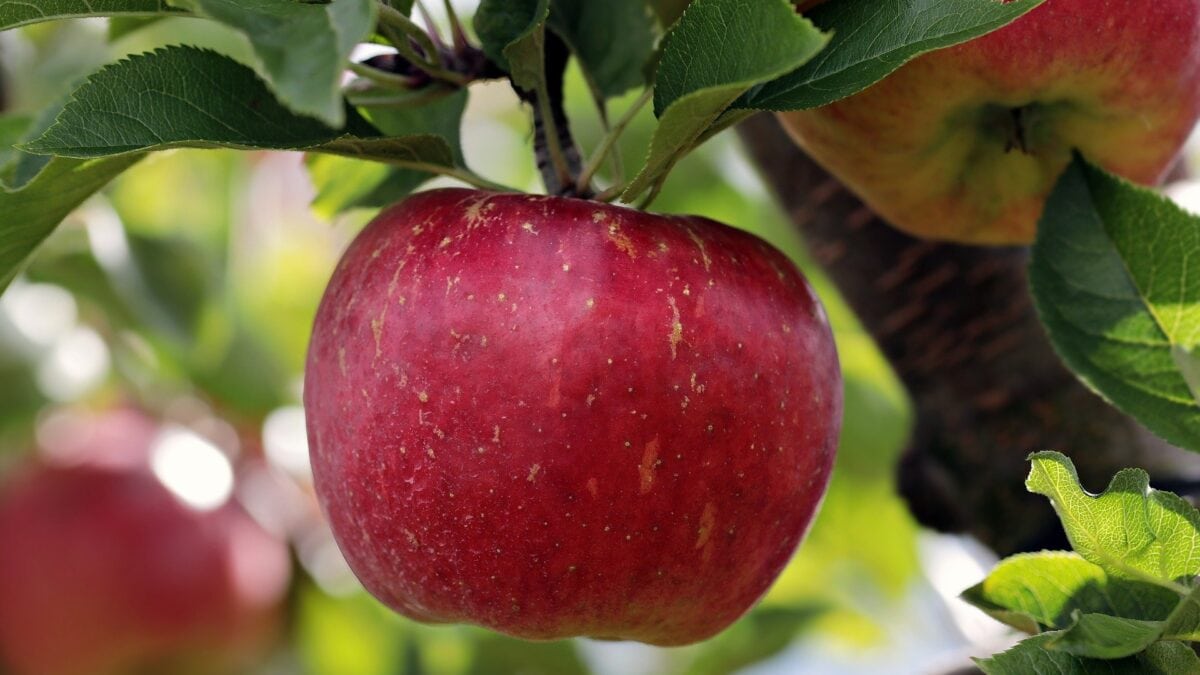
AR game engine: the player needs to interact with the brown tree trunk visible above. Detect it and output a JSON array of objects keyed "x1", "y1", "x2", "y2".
[{"x1": 738, "y1": 113, "x2": 1196, "y2": 555}]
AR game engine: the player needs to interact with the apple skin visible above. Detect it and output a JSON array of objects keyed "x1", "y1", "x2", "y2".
[
  {"x1": 0, "y1": 410, "x2": 291, "y2": 675},
  {"x1": 304, "y1": 188, "x2": 842, "y2": 646},
  {"x1": 779, "y1": 0, "x2": 1200, "y2": 245}
]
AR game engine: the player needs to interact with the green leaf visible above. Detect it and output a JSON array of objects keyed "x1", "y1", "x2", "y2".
[
  {"x1": 464, "y1": 634, "x2": 588, "y2": 675},
  {"x1": 1163, "y1": 585, "x2": 1200, "y2": 641},
  {"x1": 547, "y1": 0, "x2": 656, "y2": 98},
  {"x1": 0, "y1": 0, "x2": 178, "y2": 30},
  {"x1": 680, "y1": 606, "x2": 825, "y2": 675},
  {"x1": 164, "y1": 0, "x2": 375, "y2": 127},
  {"x1": 978, "y1": 635, "x2": 1200, "y2": 674},
  {"x1": 0, "y1": 155, "x2": 143, "y2": 293},
  {"x1": 474, "y1": 0, "x2": 552, "y2": 90},
  {"x1": 107, "y1": 16, "x2": 169, "y2": 41},
  {"x1": 1025, "y1": 451, "x2": 1200, "y2": 585},
  {"x1": 1029, "y1": 157, "x2": 1200, "y2": 451},
  {"x1": 1045, "y1": 612, "x2": 1165, "y2": 660},
  {"x1": 1176, "y1": 345, "x2": 1200, "y2": 406},
  {"x1": 308, "y1": 89, "x2": 469, "y2": 216},
  {"x1": 22, "y1": 47, "x2": 455, "y2": 169},
  {"x1": 623, "y1": 0, "x2": 827, "y2": 201},
  {"x1": 962, "y1": 552, "x2": 1181, "y2": 634},
  {"x1": 738, "y1": 0, "x2": 1046, "y2": 111},
  {"x1": 0, "y1": 115, "x2": 32, "y2": 175}
]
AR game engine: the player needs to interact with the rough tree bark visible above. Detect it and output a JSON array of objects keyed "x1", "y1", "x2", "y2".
[{"x1": 738, "y1": 114, "x2": 1198, "y2": 556}]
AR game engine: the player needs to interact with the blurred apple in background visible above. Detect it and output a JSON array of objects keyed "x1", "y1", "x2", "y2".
[{"x1": 0, "y1": 408, "x2": 292, "y2": 675}]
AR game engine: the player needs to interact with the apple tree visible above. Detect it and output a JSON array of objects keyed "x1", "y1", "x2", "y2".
[{"x1": 2, "y1": 0, "x2": 1200, "y2": 672}]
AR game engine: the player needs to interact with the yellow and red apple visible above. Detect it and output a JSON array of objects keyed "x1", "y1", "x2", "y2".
[{"x1": 780, "y1": 0, "x2": 1200, "y2": 244}]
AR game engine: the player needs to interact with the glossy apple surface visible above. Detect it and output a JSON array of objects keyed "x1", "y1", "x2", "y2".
[
  {"x1": 0, "y1": 411, "x2": 290, "y2": 675},
  {"x1": 305, "y1": 189, "x2": 842, "y2": 646},
  {"x1": 780, "y1": 0, "x2": 1200, "y2": 244}
]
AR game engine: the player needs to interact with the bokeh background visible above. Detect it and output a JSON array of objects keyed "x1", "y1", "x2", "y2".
[{"x1": 5, "y1": 7, "x2": 1166, "y2": 673}]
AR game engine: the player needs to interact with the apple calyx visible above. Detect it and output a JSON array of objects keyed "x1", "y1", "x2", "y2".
[{"x1": 1003, "y1": 106, "x2": 1031, "y2": 155}]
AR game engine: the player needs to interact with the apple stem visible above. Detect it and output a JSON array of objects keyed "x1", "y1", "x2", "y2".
[
  {"x1": 577, "y1": 87, "x2": 654, "y2": 195},
  {"x1": 518, "y1": 31, "x2": 590, "y2": 198}
]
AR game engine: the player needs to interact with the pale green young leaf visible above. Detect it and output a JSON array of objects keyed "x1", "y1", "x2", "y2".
[
  {"x1": 961, "y1": 552, "x2": 1180, "y2": 634},
  {"x1": 1163, "y1": 585, "x2": 1200, "y2": 641},
  {"x1": 1044, "y1": 612, "x2": 1165, "y2": 660},
  {"x1": 1030, "y1": 157, "x2": 1200, "y2": 451},
  {"x1": 165, "y1": 0, "x2": 375, "y2": 126},
  {"x1": 0, "y1": 0, "x2": 179, "y2": 30},
  {"x1": 623, "y1": 0, "x2": 827, "y2": 201},
  {"x1": 739, "y1": 0, "x2": 1046, "y2": 111},
  {"x1": 1025, "y1": 451, "x2": 1200, "y2": 585}
]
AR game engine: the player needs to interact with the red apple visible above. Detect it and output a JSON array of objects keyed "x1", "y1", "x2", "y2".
[
  {"x1": 0, "y1": 410, "x2": 291, "y2": 675},
  {"x1": 304, "y1": 188, "x2": 842, "y2": 645},
  {"x1": 779, "y1": 0, "x2": 1200, "y2": 244}
]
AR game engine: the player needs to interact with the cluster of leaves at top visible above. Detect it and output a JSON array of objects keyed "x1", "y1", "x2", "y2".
[{"x1": 967, "y1": 452, "x2": 1200, "y2": 673}]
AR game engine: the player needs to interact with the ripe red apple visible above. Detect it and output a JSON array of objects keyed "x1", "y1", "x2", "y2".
[
  {"x1": 779, "y1": 0, "x2": 1200, "y2": 244},
  {"x1": 305, "y1": 188, "x2": 842, "y2": 646},
  {"x1": 0, "y1": 410, "x2": 291, "y2": 675}
]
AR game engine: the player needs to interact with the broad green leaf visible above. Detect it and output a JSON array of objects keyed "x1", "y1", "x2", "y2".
[
  {"x1": 1030, "y1": 157, "x2": 1200, "y2": 451},
  {"x1": 474, "y1": 0, "x2": 551, "y2": 91},
  {"x1": 978, "y1": 635, "x2": 1200, "y2": 675},
  {"x1": 962, "y1": 552, "x2": 1181, "y2": 634},
  {"x1": 165, "y1": 0, "x2": 375, "y2": 127},
  {"x1": 22, "y1": 47, "x2": 455, "y2": 170},
  {"x1": 738, "y1": 0, "x2": 1046, "y2": 111},
  {"x1": 623, "y1": 0, "x2": 827, "y2": 201},
  {"x1": 0, "y1": 155, "x2": 143, "y2": 293},
  {"x1": 548, "y1": 0, "x2": 656, "y2": 98},
  {"x1": 1045, "y1": 612, "x2": 1164, "y2": 660},
  {"x1": 1026, "y1": 452, "x2": 1200, "y2": 585},
  {"x1": 308, "y1": 90, "x2": 469, "y2": 216},
  {"x1": 0, "y1": 0, "x2": 178, "y2": 30}
]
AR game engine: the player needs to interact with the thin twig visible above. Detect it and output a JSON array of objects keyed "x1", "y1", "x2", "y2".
[
  {"x1": 442, "y1": 0, "x2": 469, "y2": 51},
  {"x1": 577, "y1": 87, "x2": 653, "y2": 194}
]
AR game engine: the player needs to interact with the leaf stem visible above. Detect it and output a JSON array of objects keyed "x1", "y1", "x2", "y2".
[
  {"x1": 636, "y1": 177, "x2": 665, "y2": 210},
  {"x1": 442, "y1": 0, "x2": 469, "y2": 51},
  {"x1": 376, "y1": 3, "x2": 468, "y2": 86},
  {"x1": 348, "y1": 61, "x2": 422, "y2": 89},
  {"x1": 577, "y1": 87, "x2": 652, "y2": 194}
]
